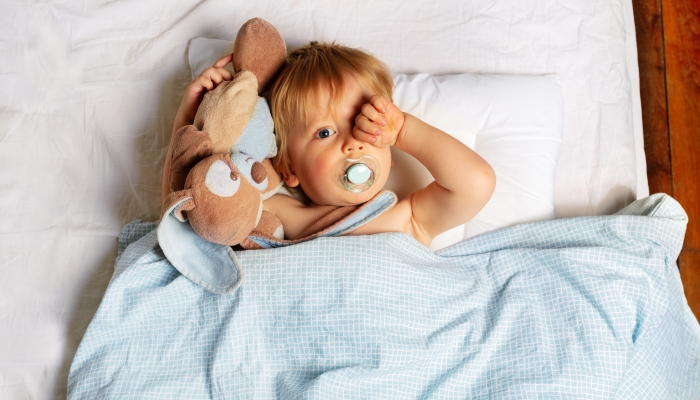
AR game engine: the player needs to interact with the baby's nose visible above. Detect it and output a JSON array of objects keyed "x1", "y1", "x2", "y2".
[
  {"x1": 343, "y1": 134, "x2": 364, "y2": 153},
  {"x1": 345, "y1": 143, "x2": 364, "y2": 152}
]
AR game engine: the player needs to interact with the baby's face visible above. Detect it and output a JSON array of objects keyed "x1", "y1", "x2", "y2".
[{"x1": 284, "y1": 74, "x2": 392, "y2": 206}]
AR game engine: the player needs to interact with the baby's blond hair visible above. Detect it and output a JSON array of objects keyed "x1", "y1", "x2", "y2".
[{"x1": 269, "y1": 41, "x2": 393, "y2": 181}]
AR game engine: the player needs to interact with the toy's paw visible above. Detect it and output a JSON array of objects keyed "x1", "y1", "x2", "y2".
[
  {"x1": 240, "y1": 210, "x2": 283, "y2": 250},
  {"x1": 233, "y1": 18, "x2": 286, "y2": 93}
]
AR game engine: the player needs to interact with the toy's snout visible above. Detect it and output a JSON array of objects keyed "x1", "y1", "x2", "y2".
[
  {"x1": 232, "y1": 152, "x2": 270, "y2": 192},
  {"x1": 185, "y1": 154, "x2": 262, "y2": 245}
]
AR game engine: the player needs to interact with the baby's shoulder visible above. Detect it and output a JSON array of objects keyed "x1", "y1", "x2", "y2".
[
  {"x1": 264, "y1": 192, "x2": 305, "y2": 212},
  {"x1": 264, "y1": 193, "x2": 339, "y2": 240},
  {"x1": 350, "y1": 195, "x2": 430, "y2": 244}
]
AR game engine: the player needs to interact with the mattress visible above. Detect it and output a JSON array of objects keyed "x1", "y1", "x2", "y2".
[{"x1": 0, "y1": 0, "x2": 646, "y2": 398}]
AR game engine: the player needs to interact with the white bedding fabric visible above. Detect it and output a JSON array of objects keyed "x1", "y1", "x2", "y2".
[{"x1": 0, "y1": 0, "x2": 645, "y2": 398}]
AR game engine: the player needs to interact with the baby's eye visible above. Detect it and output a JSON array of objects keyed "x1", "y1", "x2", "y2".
[{"x1": 315, "y1": 127, "x2": 336, "y2": 139}]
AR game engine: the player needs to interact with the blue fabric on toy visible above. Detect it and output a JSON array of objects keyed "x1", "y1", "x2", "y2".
[{"x1": 232, "y1": 97, "x2": 277, "y2": 187}]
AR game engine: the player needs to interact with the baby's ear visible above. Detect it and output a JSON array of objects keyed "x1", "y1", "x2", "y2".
[
  {"x1": 283, "y1": 172, "x2": 300, "y2": 188},
  {"x1": 282, "y1": 166, "x2": 299, "y2": 187},
  {"x1": 280, "y1": 163, "x2": 300, "y2": 187}
]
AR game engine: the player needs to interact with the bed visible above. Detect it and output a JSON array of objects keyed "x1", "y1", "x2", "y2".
[{"x1": 1, "y1": 0, "x2": 695, "y2": 398}]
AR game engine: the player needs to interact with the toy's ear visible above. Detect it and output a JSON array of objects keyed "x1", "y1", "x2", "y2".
[
  {"x1": 161, "y1": 189, "x2": 195, "y2": 222},
  {"x1": 157, "y1": 189, "x2": 244, "y2": 295},
  {"x1": 232, "y1": 17, "x2": 287, "y2": 93},
  {"x1": 193, "y1": 74, "x2": 259, "y2": 154},
  {"x1": 169, "y1": 125, "x2": 213, "y2": 192}
]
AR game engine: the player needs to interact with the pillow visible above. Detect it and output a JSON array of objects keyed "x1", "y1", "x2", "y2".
[
  {"x1": 392, "y1": 73, "x2": 563, "y2": 250},
  {"x1": 188, "y1": 38, "x2": 563, "y2": 251}
]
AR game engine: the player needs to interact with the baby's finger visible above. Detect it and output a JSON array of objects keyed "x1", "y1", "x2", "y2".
[
  {"x1": 214, "y1": 67, "x2": 233, "y2": 82},
  {"x1": 361, "y1": 103, "x2": 387, "y2": 127},
  {"x1": 212, "y1": 53, "x2": 233, "y2": 68},
  {"x1": 352, "y1": 125, "x2": 377, "y2": 144},
  {"x1": 194, "y1": 75, "x2": 215, "y2": 92},
  {"x1": 369, "y1": 94, "x2": 389, "y2": 114},
  {"x1": 202, "y1": 68, "x2": 225, "y2": 86},
  {"x1": 355, "y1": 114, "x2": 383, "y2": 137}
]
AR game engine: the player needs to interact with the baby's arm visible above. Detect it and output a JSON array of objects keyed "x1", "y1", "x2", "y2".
[
  {"x1": 161, "y1": 54, "x2": 234, "y2": 207},
  {"x1": 354, "y1": 96, "x2": 496, "y2": 244}
]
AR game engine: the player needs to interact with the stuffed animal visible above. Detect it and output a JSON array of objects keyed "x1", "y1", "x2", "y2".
[{"x1": 161, "y1": 17, "x2": 285, "y2": 246}]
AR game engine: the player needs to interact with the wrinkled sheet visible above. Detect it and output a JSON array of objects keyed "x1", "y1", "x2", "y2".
[
  {"x1": 0, "y1": 0, "x2": 648, "y2": 398},
  {"x1": 68, "y1": 195, "x2": 699, "y2": 398}
]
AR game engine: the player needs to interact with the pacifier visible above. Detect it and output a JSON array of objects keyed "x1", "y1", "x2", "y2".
[{"x1": 334, "y1": 155, "x2": 381, "y2": 193}]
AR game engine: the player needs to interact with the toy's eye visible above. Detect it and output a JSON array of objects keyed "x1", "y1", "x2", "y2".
[
  {"x1": 205, "y1": 160, "x2": 240, "y2": 197},
  {"x1": 315, "y1": 127, "x2": 336, "y2": 139}
]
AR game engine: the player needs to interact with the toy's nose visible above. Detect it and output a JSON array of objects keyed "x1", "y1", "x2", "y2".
[{"x1": 251, "y1": 161, "x2": 266, "y2": 184}]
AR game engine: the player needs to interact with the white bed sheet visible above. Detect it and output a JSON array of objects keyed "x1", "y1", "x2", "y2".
[{"x1": 0, "y1": 0, "x2": 646, "y2": 398}]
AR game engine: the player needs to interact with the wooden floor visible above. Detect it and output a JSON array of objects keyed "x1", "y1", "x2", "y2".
[{"x1": 633, "y1": 0, "x2": 700, "y2": 321}]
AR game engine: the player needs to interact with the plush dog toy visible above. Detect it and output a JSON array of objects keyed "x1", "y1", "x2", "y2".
[{"x1": 161, "y1": 17, "x2": 286, "y2": 246}]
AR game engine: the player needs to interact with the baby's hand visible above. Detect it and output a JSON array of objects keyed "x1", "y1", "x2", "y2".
[
  {"x1": 353, "y1": 95, "x2": 405, "y2": 147},
  {"x1": 179, "y1": 54, "x2": 234, "y2": 124}
]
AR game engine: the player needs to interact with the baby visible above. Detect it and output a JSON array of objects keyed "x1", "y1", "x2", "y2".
[{"x1": 163, "y1": 42, "x2": 496, "y2": 248}]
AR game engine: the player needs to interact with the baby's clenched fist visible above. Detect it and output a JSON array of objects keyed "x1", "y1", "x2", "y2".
[{"x1": 352, "y1": 95, "x2": 405, "y2": 147}]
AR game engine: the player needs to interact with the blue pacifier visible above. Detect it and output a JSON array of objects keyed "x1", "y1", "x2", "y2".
[{"x1": 335, "y1": 155, "x2": 381, "y2": 193}]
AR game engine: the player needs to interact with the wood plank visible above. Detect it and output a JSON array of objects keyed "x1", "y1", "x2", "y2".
[
  {"x1": 662, "y1": 0, "x2": 700, "y2": 251},
  {"x1": 680, "y1": 251, "x2": 700, "y2": 322},
  {"x1": 633, "y1": 0, "x2": 673, "y2": 196}
]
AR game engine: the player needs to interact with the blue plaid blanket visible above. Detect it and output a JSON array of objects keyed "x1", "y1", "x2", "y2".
[{"x1": 68, "y1": 194, "x2": 700, "y2": 398}]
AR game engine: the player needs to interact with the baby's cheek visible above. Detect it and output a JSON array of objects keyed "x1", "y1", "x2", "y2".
[
  {"x1": 378, "y1": 150, "x2": 393, "y2": 184},
  {"x1": 295, "y1": 156, "x2": 333, "y2": 192},
  {"x1": 314, "y1": 157, "x2": 335, "y2": 177},
  {"x1": 313, "y1": 157, "x2": 331, "y2": 174}
]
